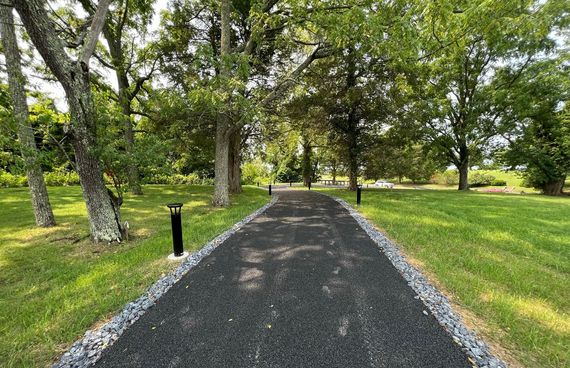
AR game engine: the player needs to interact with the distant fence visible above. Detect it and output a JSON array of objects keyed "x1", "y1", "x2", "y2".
[{"x1": 317, "y1": 180, "x2": 349, "y2": 186}]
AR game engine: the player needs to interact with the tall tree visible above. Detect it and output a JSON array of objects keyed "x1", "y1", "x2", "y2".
[
  {"x1": 14, "y1": 0, "x2": 123, "y2": 242},
  {"x1": 0, "y1": 3, "x2": 55, "y2": 227},
  {"x1": 415, "y1": 0, "x2": 567, "y2": 190}
]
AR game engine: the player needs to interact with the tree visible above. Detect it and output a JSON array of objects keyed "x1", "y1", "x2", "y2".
[
  {"x1": 293, "y1": 48, "x2": 398, "y2": 190},
  {"x1": 156, "y1": 0, "x2": 349, "y2": 199},
  {"x1": 414, "y1": 0, "x2": 568, "y2": 190},
  {"x1": 14, "y1": 0, "x2": 123, "y2": 242},
  {"x1": 0, "y1": 4, "x2": 55, "y2": 227},
  {"x1": 497, "y1": 60, "x2": 570, "y2": 195},
  {"x1": 364, "y1": 142, "x2": 444, "y2": 184}
]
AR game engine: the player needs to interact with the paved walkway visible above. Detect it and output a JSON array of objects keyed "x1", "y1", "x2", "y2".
[{"x1": 96, "y1": 190, "x2": 469, "y2": 367}]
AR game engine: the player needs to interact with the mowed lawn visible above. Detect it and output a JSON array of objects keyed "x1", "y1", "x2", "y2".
[
  {"x1": 318, "y1": 188, "x2": 569, "y2": 368},
  {"x1": 0, "y1": 185, "x2": 268, "y2": 367}
]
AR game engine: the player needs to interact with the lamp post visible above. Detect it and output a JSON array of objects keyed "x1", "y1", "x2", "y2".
[{"x1": 167, "y1": 203, "x2": 188, "y2": 259}]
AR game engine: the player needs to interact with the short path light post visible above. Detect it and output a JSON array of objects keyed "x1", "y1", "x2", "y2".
[
  {"x1": 308, "y1": 181, "x2": 311, "y2": 190},
  {"x1": 269, "y1": 184, "x2": 272, "y2": 195},
  {"x1": 290, "y1": 181, "x2": 292, "y2": 187},
  {"x1": 167, "y1": 203, "x2": 188, "y2": 260},
  {"x1": 357, "y1": 184, "x2": 362, "y2": 205}
]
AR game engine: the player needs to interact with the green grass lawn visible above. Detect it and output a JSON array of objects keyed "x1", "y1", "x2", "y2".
[
  {"x1": 316, "y1": 187, "x2": 569, "y2": 368},
  {"x1": 318, "y1": 170, "x2": 536, "y2": 190},
  {"x1": 0, "y1": 185, "x2": 268, "y2": 367}
]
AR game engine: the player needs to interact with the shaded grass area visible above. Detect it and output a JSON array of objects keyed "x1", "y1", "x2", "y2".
[
  {"x1": 317, "y1": 187, "x2": 569, "y2": 368},
  {"x1": 0, "y1": 185, "x2": 268, "y2": 367}
]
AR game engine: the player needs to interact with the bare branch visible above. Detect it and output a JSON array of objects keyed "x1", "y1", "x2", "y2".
[{"x1": 80, "y1": 0, "x2": 113, "y2": 66}]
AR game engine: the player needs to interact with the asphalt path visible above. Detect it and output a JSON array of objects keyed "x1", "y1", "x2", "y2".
[{"x1": 95, "y1": 190, "x2": 470, "y2": 368}]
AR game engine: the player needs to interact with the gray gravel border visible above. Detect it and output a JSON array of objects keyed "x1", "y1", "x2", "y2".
[
  {"x1": 327, "y1": 193, "x2": 507, "y2": 368},
  {"x1": 54, "y1": 195, "x2": 278, "y2": 368}
]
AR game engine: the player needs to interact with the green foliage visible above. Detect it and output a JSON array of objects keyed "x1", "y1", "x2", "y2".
[
  {"x1": 241, "y1": 159, "x2": 271, "y2": 185},
  {"x1": 469, "y1": 172, "x2": 496, "y2": 187},
  {"x1": 144, "y1": 173, "x2": 214, "y2": 186},
  {"x1": 408, "y1": 0, "x2": 568, "y2": 189},
  {"x1": 364, "y1": 142, "x2": 445, "y2": 183},
  {"x1": 0, "y1": 171, "x2": 27, "y2": 187},
  {"x1": 431, "y1": 170, "x2": 459, "y2": 185},
  {"x1": 44, "y1": 169, "x2": 80, "y2": 186},
  {"x1": 276, "y1": 163, "x2": 302, "y2": 183},
  {"x1": 145, "y1": 90, "x2": 215, "y2": 178},
  {"x1": 496, "y1": 60, "x2": 570, "y2": 194},
  {"x1": 490, "y1": 179, "x2": 507, "y2": 186}
]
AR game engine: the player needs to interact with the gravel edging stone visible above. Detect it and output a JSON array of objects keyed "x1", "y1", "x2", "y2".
[
  {"x1": 54, "y1": 195, "x2": 279, "y2": 368},
  {"x1": 328, "y1": 194, "x2": 507, "y2": 368}
]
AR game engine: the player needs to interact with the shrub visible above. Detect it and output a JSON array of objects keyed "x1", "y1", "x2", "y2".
[
  {"x1": 491, "y1": 179, "x2": 507, "y2": 186},
  {"x1": 242, "y1": 160, "x2": 271, "y2": 185},
  {"x1": 431, "y1": 171, "x2": 459, "y2": 185},
  {"x1": 469, "y1": 172, "x2": 496, "y2": 187},
  {"x1": 0, "y1": 171, "x2": 27, "y2": 187},
  {"x1": 144, "y1": 173, "x2": 213, "y2": 185},
  {"x1": 44, "y1": 170, "x2": 80, "y2": 186}
]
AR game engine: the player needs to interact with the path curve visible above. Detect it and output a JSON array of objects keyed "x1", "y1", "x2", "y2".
[{"x1": 95, "y1": 190, "x2": 470, "y2": 368}]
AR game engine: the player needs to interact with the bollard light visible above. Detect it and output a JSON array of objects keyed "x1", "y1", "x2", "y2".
[
  {"x1": 167, "y1": 203, "x2": 187, "y2": 259},
  {"x1": 269, "y1": 184, "x2": 272, "y2": 195},
  {"x1": 257, "y1": 182, "x2": 259, "y2": 187},
  {"x1": 357, "y1": 185, "x2": 362, "y2": 205},
  {"x1": 308, "y1": 181, "x2": 311, "y2": 190},
  {"x1": 290, "y1": 181, "x2": 292, "y2": 187}
]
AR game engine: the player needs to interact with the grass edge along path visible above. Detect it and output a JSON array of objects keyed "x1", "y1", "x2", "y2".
[
  {"x1": 0, "y1": 185, "x2": 269, "y2": 368},
  {"x1": 315, "y1": 187, "x2": 569, "y2": 368}
]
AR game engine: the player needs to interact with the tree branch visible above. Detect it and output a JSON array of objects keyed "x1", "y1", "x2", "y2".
[{"x1": 80, "y1": 0, "x2": 113, "y2": 66}]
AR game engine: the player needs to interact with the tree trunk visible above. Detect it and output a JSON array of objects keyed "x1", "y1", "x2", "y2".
[
  {"x1": 542, "y1": 178, "x2": 565, "y2": 196},
  {"x1": 302, "y1": 141, "x2": 312, "y2": 186},
  {"x1": 331, "y1": 160, "x2": 337, "y2": 184},
  {"x1": 118, "y1": 81, "x2": 142, "y2": 195},
  {"x1": 14, "y1": 0, "x2": 122, "y2": 242},
  {"x1": 347, "y1": 118, "x2": 359, "y2": 191},
  {"x1": 213, "y1": 0, "x2": 232, "y2": 207},
  {"x1": 228, "y1": 129, "x2": 242, "y2": 194},
  {"x1": 106, "y1": 27, "x2": 143, "y2": 195},
  {"x1": 345, "y1": 50, "x2": 359, "y2": 191},
  {"x1": 0, "y1": 5, "x2": 55, "y2": 227},
  {"x1": 457, "y1": 145, "x2": 469, "y2": 190},
  {"x1": 347, "y1": 150, "x2": 358, "y2": 190},
  {"x1": 213, "y1": 121, "x2": 230, "y2": 206},
  {"x1": 66, "y1": 69, "x2": 124, "y2": 242}
]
